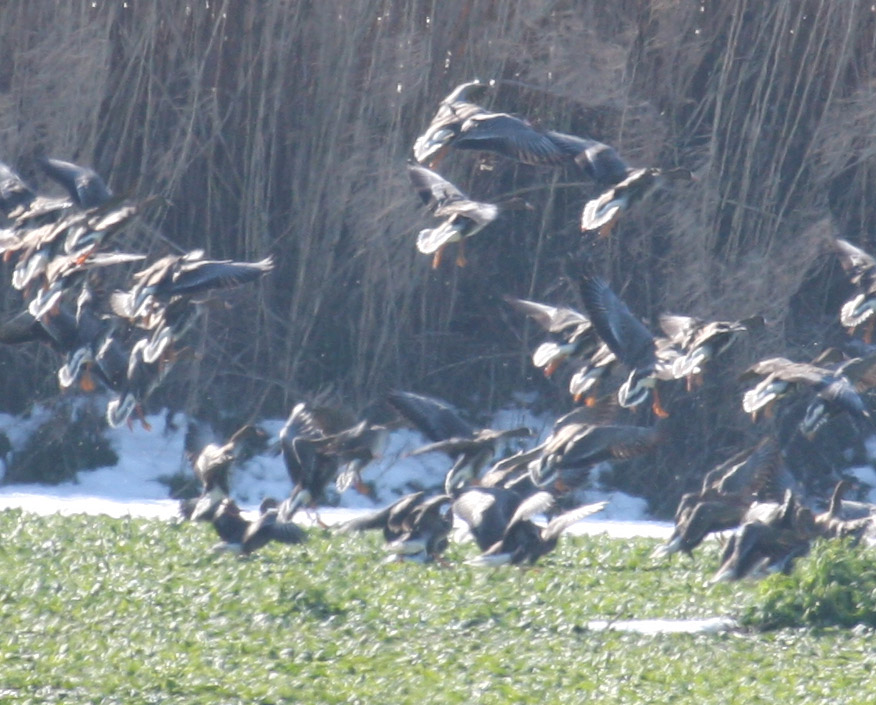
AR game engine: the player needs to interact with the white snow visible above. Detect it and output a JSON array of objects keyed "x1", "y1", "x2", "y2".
[
  {"x1": 0, "y1": 405, "x2": 664, "y2": 539},
  {"x1": 586, "y1": 616, "x2": 738, "y2": 635},
  {"x1": 846, "y1": 465, "x2": 876, "y2": 504}
]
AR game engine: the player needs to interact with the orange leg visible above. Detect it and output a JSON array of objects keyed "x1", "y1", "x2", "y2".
[
  {"x1": 354, "y1": 479, "x2": 372, "y2": 497},
  {"x1": 651, "y1": 386, "x2": 670, "y2": 419},
  {"x1": 137, "y1": 404, "x2": 153, "y2": 431},
  {"x1": 426, "y1": 144, "x2": 450, "y2": 170},
  {"x1": 598, "y1": 212, "x2": 620, "y2": 239},
  {"x1": 74, "y1": 245, "x2": 97, "y2": 266},
  {"x1": 455, "y1": 240, "x2": 468, "y2": 267},
  {"x1": 685, "y1": 372, "x2": 703, "y2": 392},
  {"x1": 431, "y1": 245, "x2": 445, "y2": 269},
  {"x1": 544, "y1": 357, "x2": 563, "y2": 378},
  {"x1": 79, "y1": 367, "x2": 96, "y2": 393}
]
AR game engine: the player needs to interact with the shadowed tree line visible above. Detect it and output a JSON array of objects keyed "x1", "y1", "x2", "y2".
[{"x1": 2, "y1": 1, "x2": 876, "y2": 510}]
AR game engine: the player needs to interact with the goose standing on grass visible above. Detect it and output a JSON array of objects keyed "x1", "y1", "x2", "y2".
[
  {"x1": 387, "y1": 493, "x2": 455, "y2": 562},
  {"x1": 503, "y1": 295, "x2": 599, "y2": 378},
  {"x1": 337, "y1": 491, "x2": 432, "y2": 541},
  {"x1": 812, "y1": 479, "x2": 875, "y2": 540},
  {"x1": 338, "y1": 491, "x2": 455, "y2": 561},
  {"x1": 575, "y1": 271, "x2": 672, "y2": 416},
  {"x1": 388, "y1": 390, "x2": 533, "y2": 493},
  {"x1": 452, "y1": 486, "x2": 530, "y2": 552}
]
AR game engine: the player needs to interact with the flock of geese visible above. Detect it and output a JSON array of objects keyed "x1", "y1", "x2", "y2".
[
  {"x1": 180, "y1": 80, "x2": 876, "y2": 578},
  {"x1": 0, "y1": 157, "x2": 274, "y2": 430},
  {"x1": 5, "y1": 80, "x2": 876, "y2": 581}
]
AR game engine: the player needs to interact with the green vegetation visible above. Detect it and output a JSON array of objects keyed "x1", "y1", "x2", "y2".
[
  {"x1": 2, "y1": 510, "x2": 876, "y2": 704},
  {"x1": 743, "y1": 539, "x2": 876, "y2": 631}
]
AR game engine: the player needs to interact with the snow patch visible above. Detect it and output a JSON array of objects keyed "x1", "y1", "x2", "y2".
[
  {"x1": 586, "y1": 616, "x2": 738, "y2": 635},
  {"x1": 0, "y1": 406, "x2": 664, "y2": 536}
]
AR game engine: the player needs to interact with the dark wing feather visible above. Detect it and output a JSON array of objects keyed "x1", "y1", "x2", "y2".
[
  {"x1": 577, "y1": 275, "x2": 656, "y2": 370},
  {"x1": 168, "y1": 258, "x2": 274, "y2": 297},
  {"x1": 568, "y1": 136, "x2": 631, "y2": 185},
  {"x1": 264, "y1": 516, "x2": 307, "y2": 545},
  {"x1": 0, "y1": 309, "x2": 53, "y2": 346},
  {"x1": 39, "y1": 157, "x2": 112, "y2": 208},
  {"x1": 451, "y1": 113, "x2": 566, "y2": 165},
  {"x1": 387, "y1": 390, "x2": 474, "y2": 441}
]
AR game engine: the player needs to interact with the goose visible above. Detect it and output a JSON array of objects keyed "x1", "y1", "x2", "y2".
[
  {"x1": 576, "y1": 271, "x2": 672, "y2": 415},
  {"x1": 210, "y1": 498, "x2": 307, "y2": 555},
  {"x1": 503, "y1": 295, "x2": 599, "y2": 377},
  {"x1": 388, "y1": 390, "x2": 532, "y2": 493},
  {"x1": 38, "y1": 157, "x2": 113, "y2": 209},
  {"x1": 459, "y1": 489, "x2": 606, "y2": 566},
  {"x1": 407, "y1": 163, "x2": 500, "y2": 268},
  {"x1": 581, "y1": 167, "x2": 692, "y2": 238}
]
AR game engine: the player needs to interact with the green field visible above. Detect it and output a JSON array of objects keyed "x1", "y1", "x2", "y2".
[{"x1": 1, "y1": 509, "x2": 874, "y2": 704}]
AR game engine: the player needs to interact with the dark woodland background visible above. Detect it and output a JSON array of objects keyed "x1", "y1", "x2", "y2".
[{"x1": 3, "y1": 1, "x2": 876, "y2": 510}]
